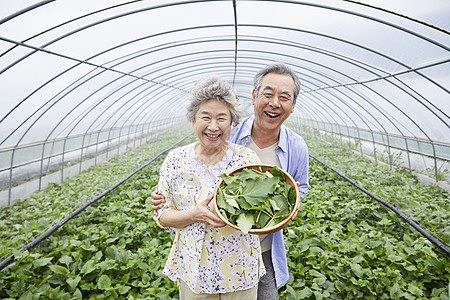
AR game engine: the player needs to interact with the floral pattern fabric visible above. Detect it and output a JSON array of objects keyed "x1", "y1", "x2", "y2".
[{"x1": 154, "y1": 142, "x2": 265, "y2": 294}]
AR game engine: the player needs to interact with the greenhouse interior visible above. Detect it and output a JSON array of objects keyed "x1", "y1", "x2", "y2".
[{"x1": 0, "y1": 0, "x2": 449, "y2": 299}]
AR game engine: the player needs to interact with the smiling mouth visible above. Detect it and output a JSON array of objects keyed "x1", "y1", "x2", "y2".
[
  {"x1": 265, "y1": 112, "x2": 280, "y2": 118},
  {"x1": 205, "y1": 133, "x2": 221, "y2": 139}
]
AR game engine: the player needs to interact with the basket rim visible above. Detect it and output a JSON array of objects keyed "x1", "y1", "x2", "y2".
[{"x1": 213, "y1": 163, "x2": 299, "y2": 235}]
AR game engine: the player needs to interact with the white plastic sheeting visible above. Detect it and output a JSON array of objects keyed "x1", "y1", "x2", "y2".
[{"x1": 0, "y1": 0, "x2": 449, "y2": 201}]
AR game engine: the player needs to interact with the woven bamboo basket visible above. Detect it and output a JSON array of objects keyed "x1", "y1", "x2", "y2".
[{"x1": 213, "y1": 164, "x2": 299, "y2": 235}]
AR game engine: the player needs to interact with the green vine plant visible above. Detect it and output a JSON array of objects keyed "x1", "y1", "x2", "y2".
[
  {"x1": 379, "y1": 149, "x2": 404, "y2": 166},
  {"x1": 437, "y1": 168, "x2": 449, "y2": 181}
]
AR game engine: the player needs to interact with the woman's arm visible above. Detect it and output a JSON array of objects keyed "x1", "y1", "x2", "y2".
[{"x1": 158, "y1": 194, "x2": 226, "y2": 228}]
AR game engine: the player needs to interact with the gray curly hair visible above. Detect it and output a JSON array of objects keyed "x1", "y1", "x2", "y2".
[{"x1": 186, "y1": 76, "x2": 242, "y2": 126}]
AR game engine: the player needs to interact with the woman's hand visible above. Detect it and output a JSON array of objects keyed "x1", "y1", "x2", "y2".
[
  {"x1": 157, "y1": 194, "x2": 226, "y2": 228},
  {"x1": 192, "y1": 194, "x2": 226, "y2": 228}
]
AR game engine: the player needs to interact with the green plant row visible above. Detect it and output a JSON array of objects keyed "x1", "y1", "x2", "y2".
[
  {"x1": 0, "y1": 125, "x2": 448, "y2": 299},
  {"x1": 277, "y1": 130, "x2": 449, "y2": 299},
  {"x1": 0, "y1": 126, "x2": 193, "y2": 260},
  {"x1": 0, "y1": 126, "x2": 195, "y2": 299},
  {"x1": 301, "y1": 133, "x2": 449, "y2": 247},
  {"x1": 279, "y1": 158, "x2": 449, "y2": 299}
]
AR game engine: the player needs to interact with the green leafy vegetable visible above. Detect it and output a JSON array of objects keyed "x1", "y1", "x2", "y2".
[
  {"x1": 216, "y1": 166, "x2": 297, "y2": 233},
  {"x1": 1, "y1": 126, "x2": 449, "y2": 299}
]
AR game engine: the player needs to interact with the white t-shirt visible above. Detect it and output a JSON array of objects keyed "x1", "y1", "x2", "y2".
[{"x1": 246, "y1": 137, "x2": 281, "y2": 252}]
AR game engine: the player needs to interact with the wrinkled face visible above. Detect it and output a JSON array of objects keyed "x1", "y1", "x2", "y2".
[
  {"x1": 193, "y1": 99, "x2": 232, "y2": 151},
  {"x1": 252, "y1": 72, "x2": 295, "y2": 133}
]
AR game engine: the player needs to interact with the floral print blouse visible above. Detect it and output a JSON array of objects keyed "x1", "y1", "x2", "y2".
[{"x1": 154, "y1": 142, "x2": 265, "y2": 294}]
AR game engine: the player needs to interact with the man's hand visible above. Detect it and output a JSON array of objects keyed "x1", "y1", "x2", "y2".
[{"x1": 151, "y1": 185, "x2": 166, "y2": 216}]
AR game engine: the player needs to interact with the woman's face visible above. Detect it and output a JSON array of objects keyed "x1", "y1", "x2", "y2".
[{"x1": 193, "y1": 99, "x2": 232, "y2": 151}]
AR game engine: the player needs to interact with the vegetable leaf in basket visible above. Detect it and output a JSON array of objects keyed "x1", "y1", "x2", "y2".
[{"x1": 216, "y1": 166, "x2": 297, "y2": 233}]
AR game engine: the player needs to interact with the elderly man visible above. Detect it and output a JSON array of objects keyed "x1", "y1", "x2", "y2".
[{"x1": 152, "y1": 62, "x2": 309, "y2": 299}]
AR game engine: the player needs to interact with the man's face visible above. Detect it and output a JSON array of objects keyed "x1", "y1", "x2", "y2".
[{"x1": 252, "y1": 72, "x2": 295, "y2": 133}]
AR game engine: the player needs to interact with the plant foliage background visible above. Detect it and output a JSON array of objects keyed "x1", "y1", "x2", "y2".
[{"x1": 0, "y1": 126, "x2": 449, "y2": 299}]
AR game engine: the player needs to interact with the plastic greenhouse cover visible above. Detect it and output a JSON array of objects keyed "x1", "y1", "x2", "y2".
[{"x1": 0, "y1": 0, "x2": 449, "y2": 148}]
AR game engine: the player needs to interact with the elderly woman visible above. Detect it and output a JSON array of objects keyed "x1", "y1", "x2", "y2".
[{"x1": 154, "y1": 76, "x2": 265, "y2": 299}]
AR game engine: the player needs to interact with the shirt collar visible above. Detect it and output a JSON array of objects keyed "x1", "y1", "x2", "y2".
[
  {"x1": 242, "y1": 115, "x2": 288, "y2": 153},
  {"x1": 240, "y1": 115, "x2": 254, "y2": 139},
  {"x1": 277, "y1": 125, "x2": 288, "y2": 153}
]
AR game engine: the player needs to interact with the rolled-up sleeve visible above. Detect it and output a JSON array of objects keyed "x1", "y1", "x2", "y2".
[{"x1": 152, "y1": 156, "x2": 175, "y2": 230}]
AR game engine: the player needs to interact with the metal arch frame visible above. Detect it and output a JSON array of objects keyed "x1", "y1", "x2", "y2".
[
  {"x1": 236, "y1": 45, "x2": 395, "y2": 128},
  {"x1": 2, "y1": 0, "x2": 448, "y2": 61},
  {"x1": 292, "y1": 55, "x2": 414, "y2": 165},
  {"x1": 342, "y1": 0, "x2": 450, "y2": 35},
  {"x1": 0, "y1": 27, "x2": 241, "y2": 145},
  {"x1": 234, "y1": 49, "x2": 407, "y2": 157},
  {"x1": 0, "y1": 0, "x2": 234, "y2": 74},
  {"x1": 54, "y1": 56, "x2": 240, "y2": 144},
  {"x1": 1, "y1": 0, "x2": 447, "y2": 128},
  {"x1": 16, "y1": 51, "x2": 236, "y2": 161},
  {"x1": 238, "y1": 24, "x2": 450, "y2": 126},
  {"x1": 2, "y1": 36, "x2": 245, "y2": 151},
  {"x1": 246, "y1": 0, "x2": 450, "y2": 52},
  {"x1": 230, "y1": 49, "x2": 437, "y2": 170},
  {"x1": 301, "y1": 69, "x2": 430, "y2": 169},
  {"x1": 2, "y1": 39, "x2": 234, "y2": 150},
  {"x1": 0, "y1": 0, "x2": 144, "y2": 54},
  {"x1": 1, "y1": 0, "x2": 447, "y2": 124},
  {"x1": 310, "y1": 62, "x2": 450, "y2": 125},
  {"x1": 326, "y1": 71, "x2": 447, "y2": 170},
  {"x1": 134, "y1": 67, "x2": 240, "y2": 126},
  {"x1": 233, "y1": 43, "x2": 448, "y2": 140},
  {"x1": 300, "y1": 82, "x2": 384, "y2": 162},
  {"x1": 96, "y1": 64, "x2": 238, "y2": 145},
  {"x1": 51, "y1": 52, "x2": 237, "y2": 139},
  {"x1": 236, "y1": 34, "x2": 391, "y2": 78},
  {"x1": 0, "y1": 29, "x2": 196, "y2": 135},
  {"x1": 1, "y1": 0, "x2": 449, "y2": 203},
  {"x1": 52, "y1": 62, "x2": 242, "y2": 187},
  {"x1": 300, "y1": 80, "x2": 376, "y2": 155},
  {"x1": 296, "y1": 104, "x2": 331, "y2": 139},
  {"x1": 216, "y1": 57, "x2": 389, "y2": 163},
  {"x1": 2, "y1": 38, "x2": 446, "y2": 180},
  {"x1": 98, "y1": 61, "x2": 243, "y2": 130},
  {"x1": 234, "y1": 40, "x2": 450, "y2": 146},
  {"x1": 1, "y1": 11, "x2": 446, "y2": 146},
  {"x1": 235, "y1": 27, "x2": 449, "y2": 175},
  {"x1": 127, "y1": 67, "x2": 249, "y2": 147},
  {"x1": 208, "y1": 51, "x2": 443, "y2": 170},
  {"x1": 302, "y1": 93, "x2": 351, "y2": 143}
]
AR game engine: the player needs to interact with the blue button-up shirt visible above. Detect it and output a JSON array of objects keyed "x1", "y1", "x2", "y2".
[{"x1": 227, "y1": 116, "x2": 309, "y2": 287}]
